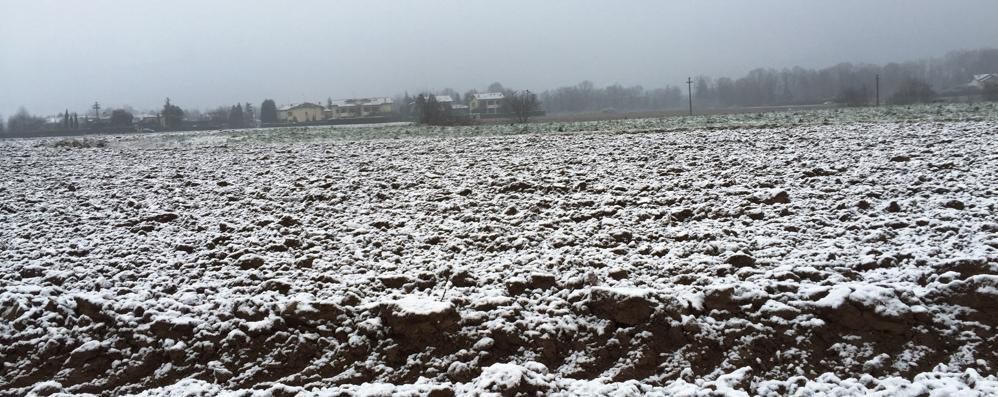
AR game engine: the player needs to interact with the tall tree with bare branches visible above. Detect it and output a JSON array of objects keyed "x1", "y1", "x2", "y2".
[{"x1": 504, "y1": 90, "x2": 540, "y2": 123}]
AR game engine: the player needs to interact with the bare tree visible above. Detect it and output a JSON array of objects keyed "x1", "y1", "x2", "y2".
[
  {"x1": 838, "y1": 86, "x2": 869, "y2": 107},
  {"x1": 243, "y1": 102, "x2": 256, "y2": 127},
  {"x1": 7, "y1": 108, "x2": 45, "y2": 134},
  {"x1": 504, "y1": 90, "x2": 540, "y2": 123},
  {"x1": 984, "y1": 83, "x2": 998, "y2": 102},
  {"x1": 889, "y1": 78, "x2": 936, "y2": 105},
  {"x1": 109, "y1": 109, "x2": 134, "y2": 127},
  {"x1": 487, "y1": 82, "x2": 505, "y2": 93},
  {"x1": 207, "y1": 106, "x2": 229, "y2": 123}
]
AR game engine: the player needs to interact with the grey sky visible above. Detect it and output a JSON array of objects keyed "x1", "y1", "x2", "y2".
[{"x1": 2, "y1": 0, "x2": 996, "y2": 116}]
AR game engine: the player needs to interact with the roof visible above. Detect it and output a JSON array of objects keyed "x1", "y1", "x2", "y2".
[
  {"x1": 472, "y1": 92, "x2": 504, "y2": 100},
  {"x1": 968, "y1": 74, "x2": 997, "y2": 88},
  {"x1": 280, "y1": 102, "x2": 324, "y2": 111},
  {"x1": 330, "y1": 97, "x2": 394, "y2": 107},
  {"x1": 434, "y1": 95, "x2": 454, "y2": 103}
]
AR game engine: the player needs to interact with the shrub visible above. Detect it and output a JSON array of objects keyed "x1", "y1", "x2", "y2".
[{"x1": 51, "y1": 138, "x2": 108, "y2": 148}]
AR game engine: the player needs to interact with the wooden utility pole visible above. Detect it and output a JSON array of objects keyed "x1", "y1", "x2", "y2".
[
  {"x1": 875, "y1": 74, "x2": 880, "y2": 106},
  {"x1": 687, "y1": 77, "x2": 694, "y2": 116}
]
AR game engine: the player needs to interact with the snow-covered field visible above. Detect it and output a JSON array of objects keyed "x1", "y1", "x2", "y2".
[{"x1": 2, "y1": 106, "x2": 997, "y2": 396}]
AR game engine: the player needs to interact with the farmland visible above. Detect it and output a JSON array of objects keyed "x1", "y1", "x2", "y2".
[{"x1": 2, "y1": 104, "x2": 997, "y2": 396}]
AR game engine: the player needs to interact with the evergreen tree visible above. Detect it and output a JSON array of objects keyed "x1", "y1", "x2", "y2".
[
  {"x1": 413, "y1": 94, "x2": 458, "y2": 125},
  {"x1": 228, "y1": 104, "x2": 245, "y2": 128},
  {"x1": 414, "y1": 94, "x2": 427, "y2": 123},
  {"x1": 162, "y1": 98, "x2": 184, "y2": 130},
  {"x1": 260, "y1": 99, "x2": 278, "y2": 124},
  {"x1": 63, "y1": 110, "x2": 70, "y2": 129}
]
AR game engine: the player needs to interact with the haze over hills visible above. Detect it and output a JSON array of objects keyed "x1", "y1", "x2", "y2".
[{"x1": 2, "y1": 0, "x2": 998, "y2": 116}]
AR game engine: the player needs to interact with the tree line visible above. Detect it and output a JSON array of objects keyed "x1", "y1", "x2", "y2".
[
  {"x1": 539, "y1": 82, "x2": 685, "y2": 114},
  {"x1": 690, "y1": 48, "x2": 998, "y2": 108},
  {"x1": 0, "y1": 98, "x2": 281, "y2": 136},
  {"x1": 4, "y1": 48, "x2": 997, "y2": 136},
  {"x1": 404, "y1": 82, "x2": 541, "y2": 126},
  {"x1": 538, "y1": 48, "x2": 998, "y2": 113}
]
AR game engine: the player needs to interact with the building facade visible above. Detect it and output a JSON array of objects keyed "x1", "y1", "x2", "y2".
[
  {"x1": 469, "y1": 92, "x2": 505, "y2": 114},
  {"x1": 279, "y1": 103, "x2": 325, "y2": 123},
  {"x1": 328, "y1": 98, "x2": 394, "y2": 119}
]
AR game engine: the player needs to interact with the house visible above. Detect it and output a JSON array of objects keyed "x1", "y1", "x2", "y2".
[
  {"x1": 328, "y1": 97, "x2": 394, "y2": 119},
  {"x1": 279, "y1": 103, "x2": 325, "y2": 123},
  {"x1": 137, "y1": 114, "x2": 161, "y2": 129},
  {"x1": 469, "y1": 92, "x2": 505, "y2": 114},
  {"x1": 968, "y1": 74, "x2": 997, "y2": 89},
  {"x1": 434, "y1": 95, "x2": 454, "y2": 105}
]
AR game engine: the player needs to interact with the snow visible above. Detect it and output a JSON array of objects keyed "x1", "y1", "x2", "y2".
[
  {"x1": 474, "y1": 363, "x2": 530, "y2": 390},
  {"x1": 813, "y1": 285, "x2": 852, "y2": 309},
  {"x1": 848, "y1": 284, "x2": 912, "y2": 318},
  {"x1": 389, "y1": 296, "x2": 453, "y2": 316},
  {"x1": 591, "y1": 286, "x2": 651, "y2": 298},
  {"x1": 472, "y1": 92, "x2": 504, "y2": 100},
  {"x1": 69, "y1": 340, "x2": 104, "y2": 356},
  {"x1": 115, "y1": 364, "x2": 998, "y2": 396},
  {"x1": 1, "y1": 103, "x2": 997, "y2": 395}
]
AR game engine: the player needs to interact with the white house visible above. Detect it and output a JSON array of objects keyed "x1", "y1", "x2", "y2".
[
  {"x1": 279, "y1": 103, "x2": 325, "y2": 123},
  {"x1": 328, "y1": 97, "x2": 394, "y2": 119},
  {"x1": 469, "y1": 92, "x2": 504, "y2": 114},
  {"x1": 968, "y1": 74, "x2": 997, "y2": 89}
]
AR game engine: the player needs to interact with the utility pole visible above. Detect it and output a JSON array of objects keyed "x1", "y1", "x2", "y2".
[
  {"x1": 93, "y1": 101, "x2": 101, "y2": 122},
  {"x1": 875, "y1": 74, "x2": 880, "y2": 107},
  {"x1": 687, "y1": 77, "x2": 694, "y2": 116}
]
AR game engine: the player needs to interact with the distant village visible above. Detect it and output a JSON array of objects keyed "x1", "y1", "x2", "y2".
[
  {"x1": 0, "y1": 89, "x2": 525, "y2": 138},
  {"x1": 277, "y1": 92, "x2": 506, "y2": 125},
  {"x1": 3, "y1": 47, "x2": 997, "y2": 138}
]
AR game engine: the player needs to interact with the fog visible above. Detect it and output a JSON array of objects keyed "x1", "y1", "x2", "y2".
[{"x1": 2, "y1": 0, "x2": 997, "y2": 115}]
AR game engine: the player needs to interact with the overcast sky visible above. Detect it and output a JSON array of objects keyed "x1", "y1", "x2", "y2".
[{"x1": 2, "y1": 0, "x2": 997, "y2": 116}]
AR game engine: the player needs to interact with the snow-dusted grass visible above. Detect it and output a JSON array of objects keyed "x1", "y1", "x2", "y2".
[{"x1": 1, "y1": 106, "x2": 997, "y2": 395}]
